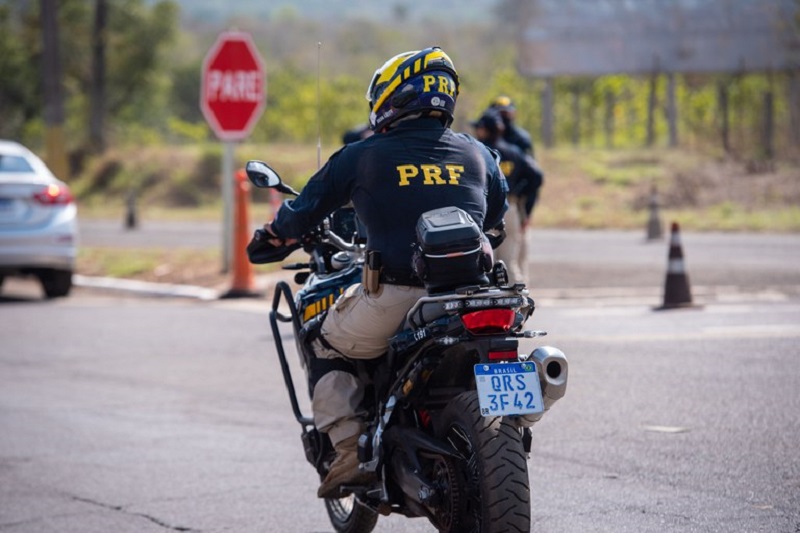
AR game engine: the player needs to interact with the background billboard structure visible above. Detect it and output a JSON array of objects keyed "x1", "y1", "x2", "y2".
[
  {"x1": 517, "y1": 0, "x2": 799, "y2": 77},
  {"x1": 511, "y1": 0, "x2": 800, "y2": 151}
]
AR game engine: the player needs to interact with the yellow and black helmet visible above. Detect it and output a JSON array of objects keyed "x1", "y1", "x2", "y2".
[
  {"x1": 365, "y1": 46, "x2": 459, "y2": 131},
  {"x1": 491, "y1": 95, "x2": 515, "y2": 112}
]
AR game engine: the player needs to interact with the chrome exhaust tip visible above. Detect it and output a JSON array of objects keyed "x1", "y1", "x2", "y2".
[{"x1": 513, "y1": 346, "x2": 568, "y2": 427}]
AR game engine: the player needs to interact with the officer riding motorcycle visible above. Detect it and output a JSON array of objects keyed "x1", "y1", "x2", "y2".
[{"x1": 250, "y1": 46, "x2": 568, "y2": 533}]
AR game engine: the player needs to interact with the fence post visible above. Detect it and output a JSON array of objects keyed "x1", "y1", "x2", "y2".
[
  {"x1": 541, "y1": 78, "x2": 554, "y2": 148},
  {"x1": 647, "y1": 72, "x2": 658, "y2": 147},
  {"x1": 604, "y1": 89, "x2": 615, "y2": 149},
  {"x1": 717, "y1": 80, "x2": 730, "y2": 154},
  {"x1": 762, "y1": 91, "x2": 774, "y2": 160},
  {"x1": 666, "y1": 73, "x2": 677, "y2": 147}
]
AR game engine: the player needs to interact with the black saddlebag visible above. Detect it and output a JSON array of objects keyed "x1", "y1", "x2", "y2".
[{"x1": 412, "y1": 207, "x2": 492, "y2": 293}]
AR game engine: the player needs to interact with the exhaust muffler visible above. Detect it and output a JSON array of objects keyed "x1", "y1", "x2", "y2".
[{"x1": 513, "y1": 346, "x2": 569, "y2": 427}]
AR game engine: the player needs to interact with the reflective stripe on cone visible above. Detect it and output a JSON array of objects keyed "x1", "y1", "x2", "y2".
[{"x1": 655, "y1": 222, "x2": 701, "y2": 311}]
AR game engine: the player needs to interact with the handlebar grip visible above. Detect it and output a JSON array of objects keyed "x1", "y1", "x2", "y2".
[{"x1": 247, "y1": 229, "x2": 301, "y2": 264}]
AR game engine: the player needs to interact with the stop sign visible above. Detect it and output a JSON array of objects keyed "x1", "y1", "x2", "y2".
[{"x1": 201, "y1": 31, "x2": 266, "y2": 141}]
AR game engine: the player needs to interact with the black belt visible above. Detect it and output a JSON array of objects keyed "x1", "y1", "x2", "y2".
[{"x1": 379, "y1": 270, "x2": 424, "y2": 287}]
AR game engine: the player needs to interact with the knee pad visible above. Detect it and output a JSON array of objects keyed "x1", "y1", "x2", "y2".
[
  {"x1": 308, "y1": 356, "x2": 357, "y2": 395},
  {"x1": 300, "y1": 314, "x2": 358, "y2": 394}
]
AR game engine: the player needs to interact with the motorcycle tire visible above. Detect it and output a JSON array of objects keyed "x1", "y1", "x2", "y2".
[
  {"x1": 435, "y1": 391, "x2": 531, "y2": 533},
  {"x1": 324, "y1": 495, "x2": 378, "y2": 533}
]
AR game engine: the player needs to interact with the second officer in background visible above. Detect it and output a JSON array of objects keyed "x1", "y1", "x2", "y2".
[
  {"x1": 490, "y1": 95, "x2": 534, "y2": 155},
  {"x1": 472, "y1": 109, "x2": 542, "y2": 285}
]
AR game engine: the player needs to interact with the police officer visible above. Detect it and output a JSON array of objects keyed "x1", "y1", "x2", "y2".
[
  {"x1": 489, "y1": 95, "x2": 543, "y2": 283},
  {"x1": 341, "y1": 123, "x2": 373, "y2": 145},
  {"x1": 491, "y1": 95, "x2": 534, "y2": 155},
  {"x1": 261, "y1": 47, "x2": 508, "y2": 498},
  {"x1": 472, "y1": 109, "x2": 542, "y2": 284}
]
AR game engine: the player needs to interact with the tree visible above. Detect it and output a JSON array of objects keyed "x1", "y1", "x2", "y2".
[
  {"x1": 89, "y1": 0, "x2": 107, "y2": 153},
  {"x1": 0, "y1": 0, "x2": 178, "y2": 151},
  {"x1": 0, "y1": 3, "x2": 39, "y2": 139},
  {"x1": 40, "y1": 0, "x2": 69, "y2": 178}
]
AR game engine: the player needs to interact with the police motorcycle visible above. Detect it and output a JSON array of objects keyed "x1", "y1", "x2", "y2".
[{"x1": 245, "y1": 160, "x2": 568, "y2": 533}]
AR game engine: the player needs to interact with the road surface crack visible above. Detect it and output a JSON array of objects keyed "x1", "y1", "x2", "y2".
[{"x1": 71, "y1": 496, "x2": 197, "y2": 531}]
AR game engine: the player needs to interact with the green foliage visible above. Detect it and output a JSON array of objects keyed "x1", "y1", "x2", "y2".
[
  {"x1": 1, "y1": 0, "x2": 178, "y2": 151},
  {"x1": 168, "y1": 60, "x2": 205, "y2": 123},
  {"x1": 106, "y1": 1, "x2": 178, "y2": 114},
  {"x1": 2, "y1": 0, "x2": 797, "y2": 165},
  {"x1": 0, "y1": 3, "x2": 42, "y2": 141},
  {"x1": 167, "y1": 117, "x2": 209, "y2": 143},
  {"x1": 253, "y1": 67, "x2": 365, "y2": 144}
]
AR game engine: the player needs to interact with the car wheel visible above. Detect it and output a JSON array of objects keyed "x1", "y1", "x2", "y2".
[{"x1": 39, "y1": 269, "x2": 72, "y2": 298}]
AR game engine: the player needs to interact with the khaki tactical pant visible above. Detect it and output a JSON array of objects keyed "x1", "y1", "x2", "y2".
[
  {"x1": 494, "y1": 198, "x2": 526, "y2": 285},
  {"x1": 312, "y1": 282, "x2": 427, "y2": 445}
]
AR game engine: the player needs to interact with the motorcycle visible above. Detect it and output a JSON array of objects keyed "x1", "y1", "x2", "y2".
[{"x1": 245, "y1": 160, "x2": 568, "y2": 533}]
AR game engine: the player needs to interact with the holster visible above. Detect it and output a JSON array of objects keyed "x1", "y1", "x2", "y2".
[{"x1": 363, "y1": 250, "x2": 383, "y2": 297}]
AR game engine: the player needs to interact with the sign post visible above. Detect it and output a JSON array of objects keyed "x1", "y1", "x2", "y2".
[{"x1": 200, "y1": 31, "x2": 266, "y2": 273}]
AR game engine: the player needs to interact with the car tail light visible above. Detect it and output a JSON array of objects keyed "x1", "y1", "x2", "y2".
[
  {"x1": 460, "y1": 308, "x2": 516, "y2": 335},
  {"x1": 33, "y1": 183, "x2": 74, "y2": 205}
]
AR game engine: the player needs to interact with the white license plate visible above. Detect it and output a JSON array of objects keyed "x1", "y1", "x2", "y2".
[{"x1": 475, "y1": 362, "x2": 545, "y2": 417}]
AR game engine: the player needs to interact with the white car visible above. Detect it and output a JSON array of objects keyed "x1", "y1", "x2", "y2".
[{"x1": 0, "y1": 140, "x2": 78, "y2": 298}]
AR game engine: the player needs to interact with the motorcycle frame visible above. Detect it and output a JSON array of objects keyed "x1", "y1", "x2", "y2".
[
  {"x1": 269, "y1": 280, "x2": 312, "y2": 426},
  {"x1": 268, "y1": 271, "x2": 536, "y2": 513}
]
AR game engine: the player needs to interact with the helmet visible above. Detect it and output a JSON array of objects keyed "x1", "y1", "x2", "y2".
[
  {"x1": 470, "y1": 109, "x2": 505, "y2": 136},
  {"x1": 491, "y1": 95, "x2": 515, "y2": 111},
  {"x1": 490, "y1": 95, "x2": 516, "y2": 122},
  {"x1": 365, "y1": 46, "x2": 459, "y2": 131}
]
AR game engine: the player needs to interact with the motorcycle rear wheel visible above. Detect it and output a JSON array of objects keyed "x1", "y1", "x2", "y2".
[
  {"x1": 435, "y1": 391, "x2": 531, "y2": 533},
  {"x1": 324, "y1": 494, "x2": 378, "y2": 533}
]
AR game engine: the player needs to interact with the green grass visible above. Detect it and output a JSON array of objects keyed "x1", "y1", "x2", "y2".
[
  {"x1": 77, "y1": 246, "x2": 280, "y2": 283},
  {"x1": 73, "y1": 144, "x2": 800, "y2": 233},
  {"x1": 78, "y1": 247, "x2": 169, "y2": 278}
]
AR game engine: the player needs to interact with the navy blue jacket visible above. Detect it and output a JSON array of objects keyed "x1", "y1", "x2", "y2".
[
  {"x1": 271, "y1": 118, "x2": 508, "y2": 278},
  {"x1": 485, "y1": 138, "x2": 543, "y2": 217},
  {"x1": 503, "y1": 121, "x2": 534, "y2": 156}
]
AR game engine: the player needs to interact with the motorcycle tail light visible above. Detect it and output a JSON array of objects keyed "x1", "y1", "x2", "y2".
[
  {"x1": 460, "y1": 308, "x2": 515, "y2": 335},
  {"x1": 488, "y1": 350, "x2": 518, "y2": 361},
  {"x1": 33, "y1": 183, "x2": 74, "y2": 205}
]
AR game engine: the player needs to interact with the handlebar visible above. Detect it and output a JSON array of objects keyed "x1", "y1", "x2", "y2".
[{"x1": 322, "y1": 224, "x2": 361, "y2": 253}]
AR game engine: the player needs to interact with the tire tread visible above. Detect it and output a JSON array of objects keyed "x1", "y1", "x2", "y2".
[{"x1": 438, "y1": 391, "x2": 531, "y2": 532}]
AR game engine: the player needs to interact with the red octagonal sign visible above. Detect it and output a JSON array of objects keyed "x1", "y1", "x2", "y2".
[{"x1": 201, "y1": 31, "x2": 266, "y2": 141}]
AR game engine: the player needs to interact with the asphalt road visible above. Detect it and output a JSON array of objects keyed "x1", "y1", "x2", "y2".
[{"x1": 1, "y1": 226, "x2": 799, "y2": 532}]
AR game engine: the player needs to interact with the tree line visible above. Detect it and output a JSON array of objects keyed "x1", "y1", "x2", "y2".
[{"x1": 1, "y1": 0, "x2": 795, "y2": 180}]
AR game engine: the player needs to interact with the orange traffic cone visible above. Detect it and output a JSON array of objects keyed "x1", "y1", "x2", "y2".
[
  {"x1": 655, "y1": 222, "x2": 700, "y2": 310},
  {"x1": 221, "y1": 169, "x2": 262, "y2": 299}
]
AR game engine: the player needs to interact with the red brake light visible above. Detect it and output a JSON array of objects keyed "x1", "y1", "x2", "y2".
[
  {"x1": 460, "y1": 308, "x2": 516, "y2": 335},
  {"x1": 488, "y1": 350, "x2": 518, "y2": 361},
  {"x1": 33, "y1": 183, "x2": 74, "y2": 205}
]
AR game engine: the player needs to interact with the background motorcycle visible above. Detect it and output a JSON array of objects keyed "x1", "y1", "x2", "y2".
[{"x1": 246, "y1": 160, "x2": 569, "y2": 533}]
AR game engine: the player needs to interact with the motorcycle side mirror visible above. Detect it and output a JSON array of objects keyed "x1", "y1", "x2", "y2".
[
  {"x1": 245, "y1": 160, "x2": 300, "y2": 196},
  {"x1": 246, "y1": 160, "x2": 281, "y2": 188}
]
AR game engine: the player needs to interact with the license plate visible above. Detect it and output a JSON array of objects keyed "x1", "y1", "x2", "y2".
[{"x1": 475, "y1": 362, "x2": 544, "y2": 417}]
